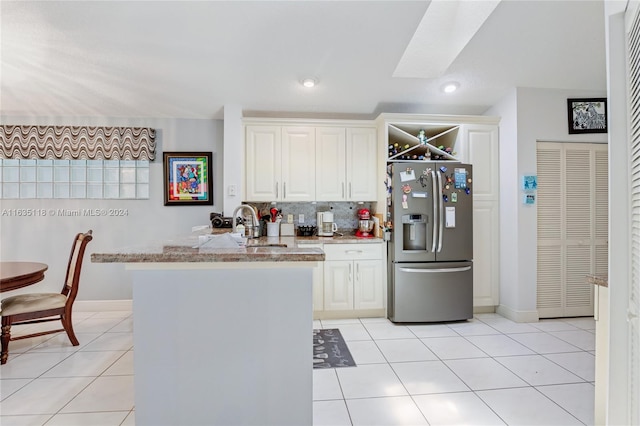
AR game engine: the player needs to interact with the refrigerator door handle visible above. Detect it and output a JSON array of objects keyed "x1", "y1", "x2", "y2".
[
  {"x1": 399, "y1": 266, "x2": 472, "y2": 273},
  {"x1": 436, "y1": 171, "x2": 444, "y2": 252},
  {"x1": 431, "y1": 170, "x2": 438, "y2": 253}
]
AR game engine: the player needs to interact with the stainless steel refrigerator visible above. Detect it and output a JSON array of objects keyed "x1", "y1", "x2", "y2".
[{"x1": 387, "y1": 161, "x2": 473, "y2": 322}]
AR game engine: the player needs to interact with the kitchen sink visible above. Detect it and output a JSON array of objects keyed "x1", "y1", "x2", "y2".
[{"x1": 247, "y1": 243, "x2": 288, "y2": 248}]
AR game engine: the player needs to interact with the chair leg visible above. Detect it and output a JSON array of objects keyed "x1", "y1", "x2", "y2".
[
  {"x1": 61, "y1": 314, "x2": 79, "y2": 346},
  {"x1": 1, "y1": 322, "x2": 11, "y2": 365}
]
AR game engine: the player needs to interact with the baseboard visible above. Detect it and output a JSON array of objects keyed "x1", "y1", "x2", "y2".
[
  {"x1": 74, "y1": 300, "x2": 133, "y2": 312},
  {"x1": 473, "y1": 306, "x2": 496, "y2": 314},
  {"x1": 496, "y1": 304, "x2": 539, "y2": 323},
  {"x1": 313, "y1": 309, "x2": 386, "y2": 320}
]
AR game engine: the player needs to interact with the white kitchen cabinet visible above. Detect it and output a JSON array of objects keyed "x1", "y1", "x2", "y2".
[
  {"x1": 346, "y1": 128, "x2": 378, "y2": 201},
  {"x1": 303, "y1": 243, "x2": 325, "y2": 314},
  {"x1": 353, "y1": 259, "x2": 384, "y2": 310},
  {"x1": 322, "y1": 243, "x2": 385, "y2": 314},
  {"x1": 324, "y1": 260, "x2": 354, "y2": 311},
  {"x1": 316, "y1": 127, "x2": 377, "y2": 201},
  {"x1": 315, "y1": 127, "x2": 346, "y2": 201},
  {"x1": 459, "y1": 124, "x2": 500, "y2": 308},
  {"x1": 245, "y1": 125, "x2": 280, "y2": 201},
  {"x1": 245, "y1": 125, "x2": 315, "y2": 202}
]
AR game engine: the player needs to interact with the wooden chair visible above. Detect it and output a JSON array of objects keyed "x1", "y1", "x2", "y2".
[{"x1": 1, "y1": 230, "x2": 93, "y2": 364}]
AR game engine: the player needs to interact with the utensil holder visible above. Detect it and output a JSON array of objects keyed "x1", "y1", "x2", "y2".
[{"x1": 267, "y1": 222, "x2": 280, "y2": 237}]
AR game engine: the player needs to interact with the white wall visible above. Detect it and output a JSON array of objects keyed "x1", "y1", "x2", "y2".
[
  {"x1": 488, "y1": 87, "x2": 608, "y2": 321},
  {"x1": 222, "y1": 106, "x2": 243, "y2": 216},
  {"x1": 604, "y1": 2, "x2": 631, "y2": 423},
  {"x1": 487, "y1": 89, "x2": 518, "y2": 317},
  {"x1": 0, "y1": 116, "x2": 223, "y2": 300}
]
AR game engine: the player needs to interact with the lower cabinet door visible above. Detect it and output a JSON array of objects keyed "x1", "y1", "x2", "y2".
[
  {"x1": 354, "y1": 260, "x2": 384, "y2": 310},
  {"x1": 324, "y1": 260, "x2": 353, "y2": 310},
  {"x1": 304, "y1": 244, "x2": 325, "y2": 313}
]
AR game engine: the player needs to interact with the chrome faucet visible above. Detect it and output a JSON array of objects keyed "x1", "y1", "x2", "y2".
[{"x1": 232, "y1": 204, "x2": 260, "y2": 238}]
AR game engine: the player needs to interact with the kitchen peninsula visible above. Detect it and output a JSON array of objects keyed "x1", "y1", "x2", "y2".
[{"x1": 92, "y1": 234, "x2": 324, "y2": 426}]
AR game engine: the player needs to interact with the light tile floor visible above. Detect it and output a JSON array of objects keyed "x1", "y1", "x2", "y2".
[{"x1": 0, "y1": 310, "x2": 596, "y2": 425}]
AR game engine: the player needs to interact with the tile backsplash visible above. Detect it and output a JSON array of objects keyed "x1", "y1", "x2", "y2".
[{"x1": 243, "y1": 201, "x2": 375, "y2": 231}]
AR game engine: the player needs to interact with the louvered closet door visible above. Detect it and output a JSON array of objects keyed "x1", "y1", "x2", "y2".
[
  {"x1": 537, "y1": 145, "x2": 563, "y2": 313},
  {"x1": 537, "y1": 142, "x2": 608, "y2": 318},
  {"x1": 627, "y1": 3, "x2": 640, "y2": 421}
]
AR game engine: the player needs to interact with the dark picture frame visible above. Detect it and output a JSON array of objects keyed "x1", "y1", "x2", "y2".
[
  {"x1": 163, "y1": 152, "x2": 213, "y2": 206},
  {"x1": 567, "y1": 98, "x2": 608, "y2": 134}
]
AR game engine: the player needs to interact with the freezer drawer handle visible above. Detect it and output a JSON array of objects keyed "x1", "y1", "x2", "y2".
[
  {"x1": 345, "y1": 250, "x2": 363, "y2": 254},
  {"x1": 399, "y1": 266, "x2": 472, "y2": 273}
]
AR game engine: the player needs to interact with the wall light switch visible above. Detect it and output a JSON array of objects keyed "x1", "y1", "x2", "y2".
[
  {"x1": 228, "y1": 185, "x2": 237, "y2": 196},
  {"x1": 299, "y1": 214, "x2": 305, "y2": 223}
]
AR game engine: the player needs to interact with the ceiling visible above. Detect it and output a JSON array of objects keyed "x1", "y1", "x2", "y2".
[{"x1": 0, "y1": 0, "x2": 607, "y2": 120}]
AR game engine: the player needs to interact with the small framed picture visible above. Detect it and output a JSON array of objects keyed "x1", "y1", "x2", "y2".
[
  {"x1": 567, "y1": 98, "x2": 607, "y2": 134},
  {"x1": 163, "y1": 152, "x2": 213, "y2": 206}
]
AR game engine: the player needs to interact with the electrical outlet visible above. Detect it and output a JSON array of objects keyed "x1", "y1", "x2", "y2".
[
  {"x1": 287, "y1": 214, "x2": 294, "y2": 223},
  {"x1": 299, "y1": 214, "x2": 305, "y2": 223},
  {"x1": 228, "y1": 185, "x2": 237, "y2": 196}
]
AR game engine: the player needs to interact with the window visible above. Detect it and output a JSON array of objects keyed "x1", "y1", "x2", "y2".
[{"x1": 0, "y1": 159, "x2": 150, "y2": 199}]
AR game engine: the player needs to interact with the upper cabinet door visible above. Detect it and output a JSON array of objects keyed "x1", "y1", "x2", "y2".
[
  {"x1": 316, "y1": 127, "x2": 347, "y2": 201},
  {"x1": 459, "y1": 124, "x2": 499, "y2": 202},
  {"x1": 346, "y1": 128, "x2": 377, "y2": 201},
  {"x1": 281, "y1": 126, "x2": 316, "y2": 202},
  {"x1": 245, "y1": 126, "x2": 281, "y2": 201}
]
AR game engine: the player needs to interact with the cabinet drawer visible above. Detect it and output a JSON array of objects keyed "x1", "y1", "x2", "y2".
[{"x1": 323, "y1": 243, "x2": 382, "y2": 261}]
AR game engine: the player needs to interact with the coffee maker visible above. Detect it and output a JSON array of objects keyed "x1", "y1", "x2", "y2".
[
  {"x1": 317, "y1": 211, "x2": 337, "y2": 237},
  {"x1": 355, "y1": 208, "x2": 375, "y2": 238}
]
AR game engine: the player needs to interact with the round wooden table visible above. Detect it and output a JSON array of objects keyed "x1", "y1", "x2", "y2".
[{"x1": 0, "y1": 262, "x2": 48, "y2": 292}]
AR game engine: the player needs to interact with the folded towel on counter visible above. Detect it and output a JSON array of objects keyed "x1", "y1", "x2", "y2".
[{"x1": 195, "y1": 232, "x2": 246, "y2": 248}]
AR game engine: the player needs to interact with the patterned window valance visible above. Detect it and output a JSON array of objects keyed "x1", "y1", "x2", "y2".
[{"x1": 0, "y1": 126, "x2": 156, "y2": 161}]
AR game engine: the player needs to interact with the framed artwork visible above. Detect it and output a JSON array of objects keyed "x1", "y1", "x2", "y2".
[
  {"x1": 567, "y1": 98, "x2": 608, "y2": 134},
  {"x1": 163, "y1": 152, "x2": 213, "y2": 206}
]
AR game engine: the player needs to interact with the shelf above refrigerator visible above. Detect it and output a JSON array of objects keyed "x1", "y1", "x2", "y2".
[{"x1": 387, "y1": 123, "x2": 460, "y2": 162}]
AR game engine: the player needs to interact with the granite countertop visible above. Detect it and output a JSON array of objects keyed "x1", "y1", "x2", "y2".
[
  {"x1": 587, "y1": 274, "x2": 608, "y2": 288},
  {"x1": 289, "y1": 234, "x2": 384, "y2": 245},
  {"x1": 210, "y1": 227, "x2": 384, "y2": 244},
  {"x1": 91, "y1": 230, "x2": 385, "y2": 264},
  {"x1": 91, "y1": 233, "x2": 325, "y2": 264}
]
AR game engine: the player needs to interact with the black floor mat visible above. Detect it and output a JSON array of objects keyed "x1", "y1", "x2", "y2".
[{"x1": 313, "y1": 328, "x2": 356, "y2": 369}]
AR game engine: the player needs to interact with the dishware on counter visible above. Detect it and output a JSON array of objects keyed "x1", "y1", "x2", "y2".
[{"x1": 297, "y1": 226, "x2": 316, "y2": 237}]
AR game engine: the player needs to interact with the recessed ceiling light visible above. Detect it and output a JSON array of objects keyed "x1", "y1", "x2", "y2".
[
  {"x1": 302, "y1": 78, "x2": 317, "y2": 88},
  {"x1": 442, "y1": 82, "x2": 460, "y2": 93}
]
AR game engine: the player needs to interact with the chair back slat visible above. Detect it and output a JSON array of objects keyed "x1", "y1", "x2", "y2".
[{"x1": 63, "y1": 230, "x2": 93, "y2": 297}]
